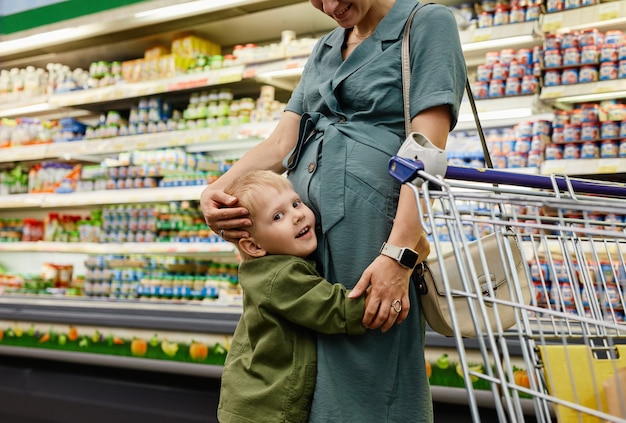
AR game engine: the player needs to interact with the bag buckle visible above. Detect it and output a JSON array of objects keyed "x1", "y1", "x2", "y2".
[{"x1": 413, "y1": 262, "x2": 428, "y2": 295}]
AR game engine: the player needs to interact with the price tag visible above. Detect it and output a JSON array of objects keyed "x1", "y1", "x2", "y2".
[
  {"x1": 243, "y1": 65, "x2": 259, "y2": 79},
  {"x1": 594, "y1": 81, "x2": 618, "y2": 94},
  {"x1": 218, "y1": 72, "x2": 243, "y2": 84},
  {"x1": 598, "y1": 2, "x2": 620, "y2": 21},
  {"x1": 597, "y1": 159, "x2": 619, "y2": 174},
  {"x1": 168, "y1": 76, "x2": 210, "y2": 91},
  {"x1": 541, "y1": 88, "x2": 564, "y2": 99},
  {"x1": 542, "y1": 162, "x2": 565, "y2": 174},
  {"x1": 472, "y1": 28, "x2": 493, "y2": 42},
  {"x1": 542, "y1": 13, "x2": 563, "y2": 33}
]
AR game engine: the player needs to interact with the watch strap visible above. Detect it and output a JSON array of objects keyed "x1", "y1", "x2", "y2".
[
  {"x1": 380, "y1": 242, "x2": 419, "y2": 269},
  {"x1": 380, "y1": 243, "x2": 404, "y2": 261}
]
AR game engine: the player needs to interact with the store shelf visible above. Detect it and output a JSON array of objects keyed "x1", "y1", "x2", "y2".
[
  {"x1": 0, "y1": 241, "x2": 237, "y2": 256},
  {"x1": 0, "y1": 57, "x2": 306, "y2": 119},
  {"x1": 541, "y1": 1, "x2": 626, "y2": 34},
  {"x1": 540, "y1": 79, "x2": 626, "y2": 107},
  {"x1": 460, "y1": 21, "x2": 543, "y2": 68},
  {"x1": 0, "y1": 123, "x2": 273, "y2": 164},
  {"x1": 0, "y1": 185, "x2": 205, "y2": 209},
  {"x1": 0, "y1": 296, "x2": 240, "y2": 332},
  {"x1": 50, "y1": 67, "x2": 246, "y2": 109},
  {"x1": 541, "y1": 157, "x2": 626, "y2": 177},
  {"x1": 0, "y1": 296, "x2": 239, "y2": 376},
  {"x1": 456, "y1": 95, "x2": 554, "y2": 130}
]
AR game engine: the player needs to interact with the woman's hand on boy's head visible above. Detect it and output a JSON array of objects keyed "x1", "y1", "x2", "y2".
[{"x1": 200, "y1": 186, "x2": 252, "y2": 240}]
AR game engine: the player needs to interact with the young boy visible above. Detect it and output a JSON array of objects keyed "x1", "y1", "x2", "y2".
[{"x1": 217, "y1": 170, "x2": 367, "y2": 423}]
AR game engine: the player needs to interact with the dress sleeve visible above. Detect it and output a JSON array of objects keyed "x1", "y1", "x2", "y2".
[
  {"x1": 409, "y1": 4, "x2": 467, "y2": 130},
  {"x1": 266, "y1": 260, "x2": 366, "y2": 335}
]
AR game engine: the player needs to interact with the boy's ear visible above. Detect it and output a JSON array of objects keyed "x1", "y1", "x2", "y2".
[{"x1": 238, "y1": 237, "x2": 267, "y2": 258}]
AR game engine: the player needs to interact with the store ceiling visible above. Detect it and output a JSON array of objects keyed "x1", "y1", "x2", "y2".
[
  {"x1": 0, "y1": 0, "x2": 338, "y2": 71},
  {"x1": 1, "y1": 0, "x2": 463, "y2": 72}
]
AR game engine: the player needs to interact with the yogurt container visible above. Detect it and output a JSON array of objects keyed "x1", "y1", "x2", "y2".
[
  {"x1": 580, "y1": 45, "x2": 599, "y2": 64},
  {"x1": 563, "y1": 124, "x2": 581, "y2": 142},
  {"x1": 563, "y1": 143, "x2": 581, "y2": 159},
  {"x1": 521, "y1": 75, "x2": 538, "y2": 94},
  {"x1": 578, "y1": 65, "x2": 598, "y2": 83},
  {"x1": 561, "y1": 68, "x2": 578, "y2": 84},
  {"x1": 601, "y1": 140, "x2": 619, "y2": 158},
  {"x1": 601, "y1": 121, "x2": 619, "y2": 139},
  {"x1": 581, "y1": 122, "x2": 599, "y2": 140},
  {"x1": 545, "y1": 143, "x2": 564, "y2": 160},
  {"x1": 563, "y1": 48, "x2": 580, "y2": 66},
  {"x1": 581, "y1": 141, "x2": 600, "y2": 158}
]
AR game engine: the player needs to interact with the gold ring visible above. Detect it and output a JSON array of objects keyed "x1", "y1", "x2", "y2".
[
  {"x1": 391, "y1": 299, "x2": 402, "y2": 313},
  {"x1": 219, "y1": 229, "x2": 225, "y2": 238}
]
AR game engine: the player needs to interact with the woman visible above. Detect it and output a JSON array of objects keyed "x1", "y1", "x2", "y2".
[{"x1": 201, "y1": 0, "x2": 466, "y2": 421}]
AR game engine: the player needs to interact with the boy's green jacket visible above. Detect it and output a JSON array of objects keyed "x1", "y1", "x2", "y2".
[{"x1": 218, "y1": 255, "x2": 366, "y2": 423}]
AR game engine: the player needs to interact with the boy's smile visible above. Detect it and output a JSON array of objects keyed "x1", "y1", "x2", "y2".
[{"x1": 248, "y1": 186, "x2": 318, "y2": 258}]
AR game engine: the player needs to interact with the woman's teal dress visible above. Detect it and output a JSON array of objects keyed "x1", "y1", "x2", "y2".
[{"x1": 285, "y1": 1, "x2": 467, "y2": 421}]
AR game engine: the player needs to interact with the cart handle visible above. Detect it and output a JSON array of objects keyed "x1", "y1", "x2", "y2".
[{"x1": 388, "y1": 155, "x2": 626, "y2": 198}]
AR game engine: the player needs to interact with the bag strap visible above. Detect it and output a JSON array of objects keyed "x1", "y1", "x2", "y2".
[
  {"x1": 465, "y1": 79, "x2": 493, "y2": 169},
  {"x1": 402, "y1": 5, "x2": 493, "y2": 169},
  {"x1": 401, "y1": 4, "x2": 425, "y2": 140}
]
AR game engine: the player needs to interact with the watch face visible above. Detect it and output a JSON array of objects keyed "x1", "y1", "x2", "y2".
[{"x1": 400, "y1": 249, "x2": 419, "y2": 268}]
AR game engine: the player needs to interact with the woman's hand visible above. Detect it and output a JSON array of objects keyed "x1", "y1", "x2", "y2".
[
  {"x1": 200, "y1": 185, "x2": 252, "y2": 242},
  {"x1": 350, "y1": 255, "x2": 412, "y2": 332}
]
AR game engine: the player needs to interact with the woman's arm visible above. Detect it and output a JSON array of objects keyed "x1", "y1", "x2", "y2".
[{"x1": 200, "y1": 111, "x2": 301, "y2": 239}]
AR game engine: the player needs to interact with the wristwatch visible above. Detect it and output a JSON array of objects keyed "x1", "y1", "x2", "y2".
[{"x1": 379, "y1": 243, "x2": 419, "y2": 269}]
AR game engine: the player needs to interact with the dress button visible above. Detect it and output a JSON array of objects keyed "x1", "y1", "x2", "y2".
[
  {"x1": 308, "y1": 162, "x2": 316, "y2": 173},
  {"x1": 338, "y1": 117, "x2": 346, "y2": 123}
]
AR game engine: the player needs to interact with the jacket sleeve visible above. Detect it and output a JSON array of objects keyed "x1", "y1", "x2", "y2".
[{"x1": 265, "y1": 260, "x2": 366, "y2": 335}]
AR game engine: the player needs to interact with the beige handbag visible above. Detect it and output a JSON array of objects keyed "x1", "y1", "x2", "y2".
[
  {"x1": 402, "y1": 6, "x2": 532, "y2": 338},
  {"x1": 417, "y1": 233, "x2": 531, "y2": 337}
]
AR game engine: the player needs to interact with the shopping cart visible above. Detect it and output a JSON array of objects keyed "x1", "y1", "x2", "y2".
[{"x1": 389, "y1": 156, "x2": 626, "y2": 423}]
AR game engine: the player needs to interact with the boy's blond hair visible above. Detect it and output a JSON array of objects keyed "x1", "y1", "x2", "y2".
[{"x1": 223, "y1": 170, "x2": 294, "y2": 223}]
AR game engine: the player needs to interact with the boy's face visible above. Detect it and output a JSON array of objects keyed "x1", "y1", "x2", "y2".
[{"x1": 247, "y1": 186, "x2": 317, "y2": 258}]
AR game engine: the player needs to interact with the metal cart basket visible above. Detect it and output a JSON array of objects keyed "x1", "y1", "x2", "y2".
[{"x1": 389, "y1": 157, "x2": 626, "y2": 423}]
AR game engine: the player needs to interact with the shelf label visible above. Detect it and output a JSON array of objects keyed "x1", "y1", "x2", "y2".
[
  {"x1": 242, "y1": 66, "x2": 258, "y2": 78},
  {"x1": 542, "y1": 162, "x2": 565, "y2": 174},
  {"x1": 598, "y1": 2, "x2": 620, "y2": 21},
  {"x1": 594, "y1": 81, "x2": 619, "y2": 94},
  {"x1": 472, "y1": 28, "x2": 493, "y2": 42},
  {"x1": 597, "y1": 159, "x2": 620, "y2": 174},
  {"x1": 542, "y1": 13, "x2": 563, "y2": 33},
  {"x1": 541, "y1": 88, "x2": 564, "y2": 99},
  {"x1": 168, "y1": 75, "x2": 210, "y2": 91},
  {"x1": 217, "y1": 70, "x2": 244, "y2": 84}
]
